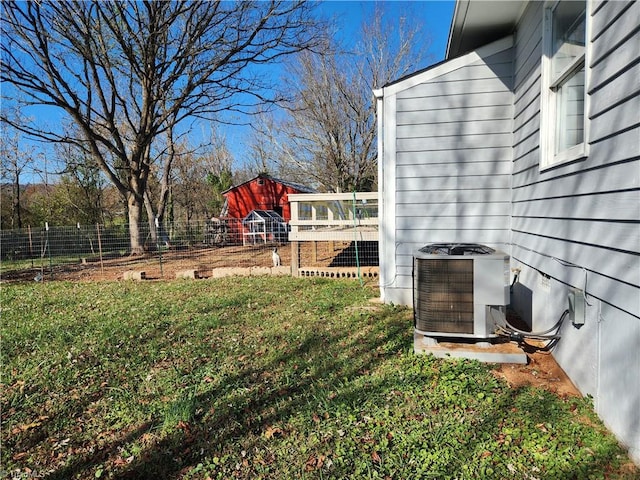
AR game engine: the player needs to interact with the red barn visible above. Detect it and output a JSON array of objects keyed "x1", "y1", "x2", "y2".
[{"x1": 220, "y1": 174, "x2": 314, "y2": 221}]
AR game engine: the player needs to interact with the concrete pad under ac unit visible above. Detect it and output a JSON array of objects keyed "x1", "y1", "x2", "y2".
[{"x1": 414, "y1": 332, "x2": 528, "y2": 364}]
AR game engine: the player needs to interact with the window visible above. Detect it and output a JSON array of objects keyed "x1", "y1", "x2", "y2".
[{"x1": 541, "y1": 1, "x2": 588, "y2": 169}]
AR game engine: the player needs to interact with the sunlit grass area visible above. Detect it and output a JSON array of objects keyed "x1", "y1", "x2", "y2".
[{"x1": 2, "y1": 278, "x2": 635, "y2": 479}]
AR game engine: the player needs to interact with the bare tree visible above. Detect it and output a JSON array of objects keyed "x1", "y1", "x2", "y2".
[
  {"x1": 0, "y1": 107, "x2": 35, "y2": 229},
  {"x1": 162, "y1": 131, "x2": 233, "y2": 230},
  {"x1": 1, "y1": 1, "x2": 324, "y2": 253},
  {"x1": 259, "y1": 5, "x2": 429, "y2": 192},
  {"x1": 55, "y1": 143, "x2": 108, "y2": 225},
  {"x1": 244, "y1": 112, "x2": 281, "y2": 176}
]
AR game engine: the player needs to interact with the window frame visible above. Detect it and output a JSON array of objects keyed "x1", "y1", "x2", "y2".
[{"x1": 540, "y1": 0, "x2": 590, "y2": 170}]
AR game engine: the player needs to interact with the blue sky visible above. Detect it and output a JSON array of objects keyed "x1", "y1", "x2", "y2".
[
  {"x1": 319, "y1": 1, "x2": 455, "y2": 60},
  {"x1": 224, "y1": 0, "x2": 456, "y2": 166},
  {"x1": 15, "y1": 1, "x2": 456, "y2": 183}
]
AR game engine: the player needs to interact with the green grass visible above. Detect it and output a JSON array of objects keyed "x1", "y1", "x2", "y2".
[{"x1": 1, "y1": 278, "x2": 636, "y2": 479}]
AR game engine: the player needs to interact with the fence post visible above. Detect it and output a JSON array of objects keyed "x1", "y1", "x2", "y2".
[
  {"x1": 39, "y1": 227, "x2": 45, "y2": 281},
  {"x1": 352, "y1": 192, "x2": 363, "y2": 286},
  {"x1": 291, "y1": 241, "x2": 299, "y2": 277},
  {"x1": 46, "y1": 222, "x2": 53, "y2": 280},
  {"x1": 77, "y1": 222, "x2": 81, "y2": 263},
  {"x1": 96, "y1": 223, "x2": 105, "y2": 276},
  {"x1": 155, "y1": 217, "x2": 163, "y2": 277},
  {"x1": 28, "y1": 225, "x2": 34, "y2": 268}
]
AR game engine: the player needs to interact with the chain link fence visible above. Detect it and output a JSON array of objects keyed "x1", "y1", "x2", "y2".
[{"x1": 0, "y1": 219, "x2": 378, "y2": 282}]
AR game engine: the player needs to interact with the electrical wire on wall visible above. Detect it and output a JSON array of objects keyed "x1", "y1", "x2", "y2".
[
  {"x1": 501, "y1": 266, "x2": 569, "y2": 351},
  {"x1": 509, "y1": 242, "x2": 593, "y2": 307},
  {"x1": 378, "y1": 242, "x2": 406, "y2": 288},
  {"x1": 496, "y1": 309, "x2": 569, "y2": 352}
]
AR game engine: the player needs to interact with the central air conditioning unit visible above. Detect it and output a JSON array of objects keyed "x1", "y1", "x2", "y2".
[{"x1": 413, "y1": 243, "x2": 510, "y2": 339}]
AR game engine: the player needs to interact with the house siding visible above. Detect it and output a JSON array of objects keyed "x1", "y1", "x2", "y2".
[
  {"x1": 378, "y1": 40, "x2": 514, "y2": 305},
  {"x1": 510, "y1": 0, "x2": 640, "y2": 462},
  {"x1": 378, "y1": 1, "x2": 639, "y2": 461},
  {"x1": 378, "y1": 0, "x2": 639, "y2": 463}
]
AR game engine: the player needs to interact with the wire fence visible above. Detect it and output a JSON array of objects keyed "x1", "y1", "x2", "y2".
[{"x1": 0, "y1": 219, "x2": 379, "y2": 282}]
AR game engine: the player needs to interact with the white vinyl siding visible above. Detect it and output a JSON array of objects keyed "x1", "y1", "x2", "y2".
[
  {"x1": 378, "y1": 0, "x2": 639, "y2": 460},
  {"x1": 377, "y1": 39, "x2": 514, "y2": 305},
  {"x1": 511, "y1": 0, "x2": 640, "y2": 462}
]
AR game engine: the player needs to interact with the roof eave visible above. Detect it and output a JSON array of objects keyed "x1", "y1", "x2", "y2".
[{"x1": 446, "y1": 0, "x2": 527, "y2": 59}]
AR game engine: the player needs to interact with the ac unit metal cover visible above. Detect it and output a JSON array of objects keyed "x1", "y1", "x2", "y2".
[{"x1": 413, "y1": 243, "x2": 509, "y2": 338}]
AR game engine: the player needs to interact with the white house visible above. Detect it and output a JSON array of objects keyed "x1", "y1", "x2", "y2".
[{"x1": 375, "y1": 0, "x2": 639, "y2": 463}]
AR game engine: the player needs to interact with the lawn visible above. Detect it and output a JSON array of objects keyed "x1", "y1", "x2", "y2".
[{"x1": 1, "y1": 278, "x2": 636, "y2": 479}]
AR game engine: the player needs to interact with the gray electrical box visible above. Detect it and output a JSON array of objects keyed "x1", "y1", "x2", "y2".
[{"x1": 568, "y1": 287, "x2": 586, "y2": 326}]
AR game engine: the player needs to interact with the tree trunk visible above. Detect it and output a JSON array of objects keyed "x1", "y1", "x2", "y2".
[
  {"x1": 127, "y1": 193, "x2": 145, "y2": 255},
  {"x1": 144, "y1": 192, "x2": 158, "y2": 244},
  {"x1": 12, "y1": 173, "x2": 22, "y2": 229}
]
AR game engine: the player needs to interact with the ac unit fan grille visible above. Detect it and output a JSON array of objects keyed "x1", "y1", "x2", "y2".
[{"x1": 415, "y1": 258, "x2": 474, "y2": 334}]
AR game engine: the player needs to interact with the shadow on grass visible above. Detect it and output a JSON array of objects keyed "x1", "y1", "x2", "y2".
[
  {"x1": 34, "y1": 292, "x2": 629, "y2": 480},
  {"x1": 425, "y1": 383, "x2": 624, "y2": 479},
  {"x1": 46, "y1": 308, "x2": 407, "y2": 479}
]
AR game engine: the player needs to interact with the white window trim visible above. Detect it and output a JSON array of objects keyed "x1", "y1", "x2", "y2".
[{"x1": 540, "y1": 0, "x2": 591, "y2": 171}]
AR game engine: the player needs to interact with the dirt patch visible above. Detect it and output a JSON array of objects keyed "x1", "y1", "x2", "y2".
[
  {"x1": 369, "y1": 302, "x2": 582, "y2": 399},
  {"x1": 494, "y1": 348, "x2": 581, "y2": 398},
  {"x1": 0, "y1": 241, "x2": 370, "y2": 283}
]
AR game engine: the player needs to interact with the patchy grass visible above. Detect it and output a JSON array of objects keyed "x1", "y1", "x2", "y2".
[{"x1": 1, "y1": 278, "x2": 636, "y2": 479}]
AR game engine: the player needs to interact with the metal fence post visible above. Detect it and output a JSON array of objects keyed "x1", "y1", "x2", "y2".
[
  {"x1": 96, "y1": 223, "x2": 105, "y2": 276},
  {"x1": 155, "y1": 217, "x2": 163, "y2": 277}
]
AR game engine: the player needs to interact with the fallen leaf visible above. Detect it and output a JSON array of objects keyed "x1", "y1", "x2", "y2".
[
  {"x1": 12, "y1": 418, "x2": 48, "y2": 434},
  {"x1": 53, "y1": 437, "x2": 71, "y2": 450},
  {"x1": 371, "y1": 451, "x2": 381, "y2": 463},
  {"x1": 305, "y1": 454, "x2": 326, "y2": 471},
  {"x1": 264, "y1": 425, "x2": 283, "y2": 439},
  {"x1": 536, "y1": 423, "x2": 548, "y2": 433}
]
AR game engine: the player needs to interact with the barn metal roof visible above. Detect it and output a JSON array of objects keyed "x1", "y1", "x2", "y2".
[{"x1": 222, "y1": 174, "x2": 315, "y2": 195}]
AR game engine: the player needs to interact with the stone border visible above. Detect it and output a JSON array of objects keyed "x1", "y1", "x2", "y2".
[
  {"x1": 210, "y1": 266, "x2": 291, "y2": 278},
  {"x1": 121, "y1": 266, "x2": 378, "y2": 281},
  {"x1": 123, "y1": 270, "x2": 146, "y2": 280}
]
